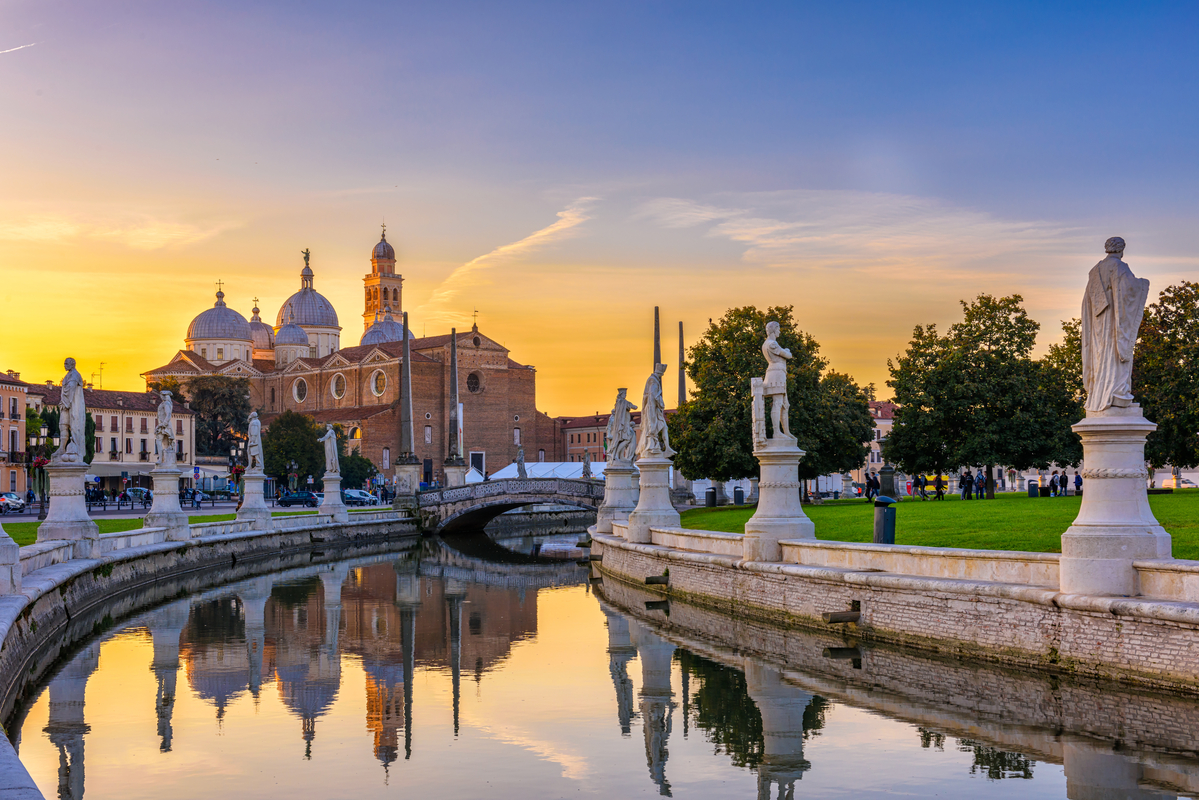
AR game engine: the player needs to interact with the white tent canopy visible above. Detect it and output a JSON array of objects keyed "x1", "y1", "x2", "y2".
[{"x1": 488, "y1": 461, "x2": 608, "y2": 481}]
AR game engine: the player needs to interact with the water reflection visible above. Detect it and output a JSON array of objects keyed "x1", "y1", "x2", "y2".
[{"x1": 14, "y1": 533, "x2": 1199, "y2": 799}]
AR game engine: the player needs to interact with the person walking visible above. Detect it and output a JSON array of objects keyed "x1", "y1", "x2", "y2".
[
  {"x1": 960, "y1": 469, "x2": 972, "y2": 500},
  {"x1": 975, "y1": 470, "x2": 986, "y2": 499},
  {"x1": 917, "y1": 474, "x2": 927, "y2": 501},
  {"x1": 934, "y1": 474, "x2": 945, "y2": 500},
  {"x1": 1074, "y1": 472, "x2": 1082, "y2": 495}
]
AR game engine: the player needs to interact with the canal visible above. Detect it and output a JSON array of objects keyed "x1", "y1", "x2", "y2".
[{"x1": 8, "y1": 531, "x2": 1199, "y2": 799}]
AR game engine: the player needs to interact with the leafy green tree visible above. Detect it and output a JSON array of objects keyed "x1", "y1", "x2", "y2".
[
  {"x1": 188, "y1": 375, "x2": 251, "y2": 455},
  {"x1": 1134, "y1": 281, "x2": 1199, "y2": 471},
  {"x1": 84, "y1": 412, "x2": 95, "y2": 464},
  {"x1": 25, "y1": 410, "x2": 43, "y2": 440},
  {"x1": 147, "y1": 375, "x2": 188, "y2": 405},
  {"x1": 339, "y1": 445, "x2": 378, "y2": 490},
  {"x1": 262, "y1": 410, "x2": 322, "y2": 489},
  {"x1": 886, "y1": 295, "x2": 1079, "y2": 498},
  {"x1": 670, "y1": 306, "x2": 874, "y2": 483},
  {"x1": 31, "y1": 408, "x2": 94, "y2": 462}
]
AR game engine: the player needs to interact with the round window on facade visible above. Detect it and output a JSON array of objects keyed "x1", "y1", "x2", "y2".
[
  {"x1": 473, "y1": 336, "x2": 481, "y2": 347},
  {"x1": 513, "y1": 414, "x2": 520, "y2": 422},
  {"x1": 331, "y1": 373, "x2": 346, "y2": 400},
  {"x1": 293, "y1": 378, "x2": 308, "y2": 403},
  {"x1": 424, "y1": 411, "x2": 432, "y2": 420},
  {"x1": 371, "y1": 370, "x2": 387, "y2": 397},
  {"x1": 467, "y1": 372, "x2": 481, "y2": 393}
]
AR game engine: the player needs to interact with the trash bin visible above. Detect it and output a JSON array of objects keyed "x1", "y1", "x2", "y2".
[
  {"x1": 873, "y1": 496, "x2": 896, "y2": 544},
  {"x1": 733, "y1": 487, "x2": 744, "y2": 505},
  {"x1": 1028, "y1": 483, "x2": 1039, "y2": 498},
  {"x1": 705, "y1": 487, "x2": 717, "y2": 507}
]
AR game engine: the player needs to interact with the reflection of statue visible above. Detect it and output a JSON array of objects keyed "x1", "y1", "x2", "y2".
[
  {"x1": 606, "y1": 388, "x2": 639, "y2": 465},
  {"x1": 582, "y1": 449, "x2": 592, "y2": 479},
  {"x1": 1082, "y1": 237, "x2": 1151, "y2": 413},
  {"x1": 247, "y1": 412, "x2": 263, "y2": 471},
  {"x1": 637, "y1": 364, "x2": 674, "y2": 459},
  {"x1": 318, "y1": 424, "x2": 339, "y2": 474},
  {"x1": 516, "y1": 447, "x2": 527, "y2": 479},
  {"x1": 762, "y1": 321, "x2": 793, "y2": 439},
  {"x1": 155, "y1": 390, "x2": 175, "y2": 466},
  {"x1": 55, "y1": 357, "x2": 87, "y2": 464}
]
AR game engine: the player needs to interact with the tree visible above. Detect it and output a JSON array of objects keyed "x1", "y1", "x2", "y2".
[
  {"x1": 886, "y1": 294, "x2": 1079, "y2": 497},
  {"x1": 188, "y1": 375, "x2": 251, "y2": 455},
  {"x1": 147, "y1": 375, "x2": 188, "y2": 405},
  {"x1": 669, "y1": 306, "x2": 874, "y2": 483},
  {"x1": 262, "y1": 410, "x2": 323, "y2": 488},
  {"x1": 1134, "y1": 281, "x2": 1199, "y2": 471},
  {"x1": 34, "y1": 408, "x2": 95, "y2": 462},
  {"x1": 340, "y1": 446, "x2": 378, "y2": 490}
]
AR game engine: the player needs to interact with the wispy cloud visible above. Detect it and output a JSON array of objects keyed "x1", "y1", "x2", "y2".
[
  {"x1": 0, "y1": 42, "x2": 38, "y2": 55},
  {"x1": 638, "y1": 190, "x2": 1086, "y2": 279},
  {"x1": 416, "y1": 197, "x2": 597, "y2": 326},
  {"x1": 0, "y1": 214, "x2": 240, "y2": 250}
]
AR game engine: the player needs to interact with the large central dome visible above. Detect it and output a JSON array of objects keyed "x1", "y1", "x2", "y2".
[
  {"x1": 188, "y1": 291, "x2": 252, "y2": 341},
  {"x1": 277, "y1": 263, "x2": 339, "y2": 329}
]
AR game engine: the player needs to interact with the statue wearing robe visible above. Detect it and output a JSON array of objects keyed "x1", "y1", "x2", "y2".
[
  {"x1": 637, "y1": 363, "x2": 675, "y2": 459},
  {"x1": 247, "y1": 411, "x2": 263, "y2": 471},
  {"x1": 1082, "y1": 238, "x2": 1150, "y2": 413},
  {"x1": 55, "y1": 358, "x2": 87, "y2": 464},
  {"x1": 318, "y1": 423, "x2": 340, "y2": 475},
  {"x1": 605, "y1": 388, "x2": 638, "y2": 465},
  {"x1": 155, "y1": 390, "x2": 175, "y2": 466}
]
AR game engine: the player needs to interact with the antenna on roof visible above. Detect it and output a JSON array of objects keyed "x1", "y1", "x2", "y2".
[{"x1": 91, "y1": 362, "x2": 105, "y2": 390}]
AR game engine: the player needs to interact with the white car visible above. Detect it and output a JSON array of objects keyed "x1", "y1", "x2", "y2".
[{"x1": 344, "y1": 489, "x2": 379, "y2": 506}]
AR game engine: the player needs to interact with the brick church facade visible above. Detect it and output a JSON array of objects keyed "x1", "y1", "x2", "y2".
[{"x1": 143, "y1": 229, "x2": 562, "y2": 485}]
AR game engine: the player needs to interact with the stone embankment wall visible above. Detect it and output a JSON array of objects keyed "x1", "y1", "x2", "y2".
[
  {"x1": 596, "y1": 526, "x2": 1199, "y2": 694},
  {"x1": 484, "y1": 506, "x2": 596, "y2": 536},
  {"x1": 0, "y1": 512, "x2": 419, "y2": 800}
]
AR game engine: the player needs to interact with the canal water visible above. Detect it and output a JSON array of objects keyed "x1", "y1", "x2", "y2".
[{"x1": 10, "y1": 534, "x2": 1199, "y2": 799}]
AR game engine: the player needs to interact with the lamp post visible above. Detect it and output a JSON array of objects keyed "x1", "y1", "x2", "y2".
[
  {"x1": 27, "y1": 424, "x2": 51, "y2": 521},
  {"x1": 288, "y1": 460, "x2": 298, "y2": 492}
]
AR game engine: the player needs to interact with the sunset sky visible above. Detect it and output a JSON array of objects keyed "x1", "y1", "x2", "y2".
[{"x1": 3, "y1": 1, "x2": 1197, "y2": 415}]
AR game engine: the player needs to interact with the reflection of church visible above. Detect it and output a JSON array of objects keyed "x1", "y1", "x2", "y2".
[{"x1": 143, "y1": 230, "x2": 562, "y2": 483}]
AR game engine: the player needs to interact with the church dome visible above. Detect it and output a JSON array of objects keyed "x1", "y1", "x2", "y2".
[
  {"x1": 275, "y1": 310, "x2": 310, "y2": 347},
  {"x1": 277, "y1": 259, "x2": 339, "y2": 329},
  {"x1": 372, "y1": 230, "x2": 395, "y2": 261},
  {"x1": 187, "y1": 291, "x2": 252, "y2": 342},
  {"x1": 360, "y1": 307, "x2": 412, "y2": 346},
  {"x1": 249, "y1": 303, "x2": 275, "y2": 351}
]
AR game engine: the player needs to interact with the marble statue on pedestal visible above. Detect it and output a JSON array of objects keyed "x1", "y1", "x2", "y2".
[
  {"x1": 637, "y1": 364, "x2": 674, "y2": 459},
  {"x1": 318, "y1": 423, "x2": 339, "y2": 475},
  {"x1": 155, "y1": 390, "x2": 175, "y2": 467},
  {"x1": 54, "y1": 358, "x2": 87, "y2": 464},
  {"x1": 516, "y1": 447, "x2": 528, "y2": 479},
  {"x1": 247, "y1": 412, "x2": 263, "y2": 471},
  {"x1": 582, "y1": 449, "x2": 592, "y2": 479},
  {"x1": 605, "y1": 388, "x2": 638, "y2": 466},
  {"x1": 1082, "y1": 237, "x2": 1151, "y2": 413},
  {"x1": 761, "y1": 321, "x2": 794, "y2": 440}
]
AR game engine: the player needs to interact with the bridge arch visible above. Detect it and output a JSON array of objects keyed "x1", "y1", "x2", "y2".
[{"x1": 417, "y1": 478, "x2": 604, "y2": 534}]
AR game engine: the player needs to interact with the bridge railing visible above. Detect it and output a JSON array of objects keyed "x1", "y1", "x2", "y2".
[{"x1": 417, "y1": 477, "x2": 604, "y2": 508}]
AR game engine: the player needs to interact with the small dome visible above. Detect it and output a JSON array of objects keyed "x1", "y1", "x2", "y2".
[
  {"x1": 249, "y1": 303, "x2": 275, "y2": 351},
  {"x1": 275, "y1": 309, "x2": 310, "y2": 346},
  {"x1": 360, "y1": 306, "x2": 412, "y2": 346},
  {"x1": 277, "y1": 260, "x2": 339, "y2": 328},
  {"x1": 372, "y1": 228, "x2": 395, "y2": 261},
  {"x1": 187, "y1": 291, "x2": 252, "y2": 342}
]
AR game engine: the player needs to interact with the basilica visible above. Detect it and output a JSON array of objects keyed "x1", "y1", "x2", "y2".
[{"x1": 143, "y1": 229, "x2": 563, "y2": 484}]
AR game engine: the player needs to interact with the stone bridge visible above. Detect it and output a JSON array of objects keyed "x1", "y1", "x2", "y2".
[{"x1": 416, "y1": 477, "x2": 604, "y2": 533}]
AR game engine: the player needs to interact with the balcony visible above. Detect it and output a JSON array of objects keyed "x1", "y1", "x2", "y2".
[
  {"x1": 109, "y1": 452, "x2": 121, "y2": 461},
  {"x1": 139, "y1": 452, "x2": 150, "y2": 462}
]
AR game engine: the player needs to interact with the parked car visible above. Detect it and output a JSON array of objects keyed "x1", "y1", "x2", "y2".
[
  {"x1": 0, "y1": 493, "x2": 26, "y2": 513},
  {"x1": 125, "y1": 487, "x2": 152, "y2": 504},
  {"x1": 278, "y1": 491, "x2": 319, "y2": 508},
  {"x1": 1161, "y1": 477, "x2": 1198, "y2": 489},
  {"x1": 344, "y1": 489, "x2": 379, "y2": 506}
]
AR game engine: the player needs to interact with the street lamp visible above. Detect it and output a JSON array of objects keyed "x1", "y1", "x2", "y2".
[{"x1": 27, "y1": 424, "x2": 51, "y2": 521}]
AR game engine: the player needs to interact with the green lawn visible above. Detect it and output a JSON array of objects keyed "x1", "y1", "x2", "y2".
[
  {"x1": 681, "y1": 490, "x2": 1199, "y2": 559},
  {"x1": 1, "y1": 509, "x2": 323, "y2": 547}
]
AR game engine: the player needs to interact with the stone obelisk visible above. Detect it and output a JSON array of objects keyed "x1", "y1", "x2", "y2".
[
  {"x1": 443, "y1": 328, "x2": 468, "y2": 487},
  {"x1": 677, "y1": 321, "x2": 685, "y2": 406},
  {"x1": 393, "y1": 311, "x2": 422, "y2": 509},
  {"x1": 653, "y1": 307, "x2": 661, "y2": 368}
]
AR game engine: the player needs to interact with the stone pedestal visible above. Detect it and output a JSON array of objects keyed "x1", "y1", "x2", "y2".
[
  {"x1": 625, "y1": 455, "x2": 679, "y2": 544},
  {"x1": 744, "y1": 440, "x2": 813, "y2": 562},
  {"x1": 37, "y1": 462, "x2": 99, "y2": 559},
  {"x1": 236, "y1": 470, "x2": 272, "y2": 531},
  {"x1": 1060, "y1": 405, "x2": 1171, "y2": 596},
  {"x1": 319, "y1": 474, "x2": 349, "y2": 523},
  {"x1": 597, "y1": 462, "x2": 640, "y2": 535},
  {"x1": 748, "y1": 477, "x2": 760, "y2": 504},
  {"x1": 0, "y1": 522, "x2": 20, "y2": 594},
  {"x1": 391, "y1": 461, "x2": 423, "y2": 513},
  {"x1": 744, "y1": 661, "x2": 813, "y2": 796},
  {"x1": 444, "y1": 461, "x2": 467, "y2": 488},
  {"x1": 878, "y1": 463, "x2": 898, "y2": 499},
  {"x1": 145, "y1": 465, "x2": 190, "y2": 541},
  {"x1": 841, "y1": 473, "x2": 855, "y2": 499}
]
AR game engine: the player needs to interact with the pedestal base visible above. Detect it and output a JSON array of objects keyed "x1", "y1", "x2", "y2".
[
  {"x1": 145, "y1": 466, "x2": 191, "y2": 541},
  {"x1": 236, "y1": 471, "x2": 273, "y2": 531},
  {"x1": 626, "y1": 456, "x2": 680, "y2": 544},
  {"x1": 0, "y1": 524, "x2": 20, "y2": 593},
  {"x1": 391, "y1": 461, "x2": 423, "y2": 513},
  {"x1": 444, "y1": 462, "x2": 467, "y2": 488},
  {"x1": 319, "y1": 475, "x2": 349, "y2": 523},
  {"x1": 597, "y1": 462, "x2": 640, "y2": 535},
  {"x1": 1059, "y1": 406, "x2": 1172, "y2": 596},
  {"x1": 744, "y1": 441, "x2": 813, "y2": 562},
  {"x1": 37, "y1": 462, "x2": 99, "y2": 559}
]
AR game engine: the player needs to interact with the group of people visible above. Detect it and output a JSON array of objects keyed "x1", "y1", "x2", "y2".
[
  {"x1": 1045, "y1": 470, "x2": 1080, "y2": 497},
  {"x1": 958, "y1": 469, "x2": 989, "y2": 500},
  {"x1": 911, "y1": 474, "x2": 946, "y2": 501}
]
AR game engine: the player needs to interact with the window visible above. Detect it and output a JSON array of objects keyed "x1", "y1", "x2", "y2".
[
  {"x1": 293, "y1": 378, "x2": 308, "y2": 403},
  {"x1": 8, "y1": 398, "x2": 15, "y2": 418},
  {"x1": 331, "y1": 374, "x2": 346, "y2": 399},
  {"x1": 176, "y1": 419, "x2": 183, "y2": 435},
  {"x1": 569, "y1": 433, "x2": 574, "y2": 444},
  {"x1": 350, "y1": 427, "x2": 361, "y2": 440},
  {"x1": 382, "y1": 448, "x2": 391, "y2": 470},
  {"x1": 392, "y1": 288, "x2": 398, "y2": 303},
  {"x1": 200, "y1": 348, "x2": 207, "y2": 358},
  {"x1": 110, "y1": 416, "x2": 117, "y2": 432},
  {"x1": 9, "y1": 429, "x2": 17, "y2": 454},
  {"x1": 473, "y1": 336, "x2": 481, "y2": 347},
  {"x1": 270, "y1": 387, "x2": 276, "y2": 407},
  {"x1": 125, "y1": 438, "x2": 132, "y2": 454},
  {"x1": 96, "y1": 416, "x2": 103, "y2": 432},
  {"x1": 140, "y1": 438, "x2": 147, "y2": 453},
  {"x1": 371, "y1": 370, "x2": 387, "y2": 397},
  {"x1": 110, "y1": 437, "x2": 117, "y2": 454},
  {"x1": 873, "y1": 429, "x2": 882, "y2": 441},
  {"x1": 140, "y1": 418, "x2": 148, "y2": 433},
  {"x1": 126, "y1": 418, "x2": 133, "y2": 433},
  {"x1": 424, "y1": 425, "x2": 432, "y2": 444},
  {"x1": 466, "y1": 372, "x2": 481, "y2": 393},
  {"x1": 176, "y1": 439, "x2": 183, "y2": 456},
  {"x1": 470, "y1": 452, "x2": 485, "y2": 474},
  {"x1": 216, "y1": 347, "x2": 224, "y2": 360},
  {"x1": 8, "y1": 471, "x2": 14, "y2": 492},
  {"x1": 95, "y1": 437, "x2": 102, "y2": 453},
  {"x1": 513, "y1": 428, "x2": 521, "y2": 445},
  {"x1": 538, "y1": 449, "x2": 545, "y2": 462}
]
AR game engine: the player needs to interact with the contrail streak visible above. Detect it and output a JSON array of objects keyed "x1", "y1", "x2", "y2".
[{"x1": 0, "y1": 43, "x2": 38, "y2": 55}]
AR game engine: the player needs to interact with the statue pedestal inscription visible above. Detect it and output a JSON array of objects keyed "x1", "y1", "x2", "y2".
[
  {"x1": 1060, "y1": 405, "x2": 1171, "y2": 595},
  {"x1": 391, "y1": 460, "x2": 423, "y2": 513},
  {"x1": 625, "y1": 455, "x2": 680, "y2": 544},
  {"x1": 444, "y1": 462, "x2": 468, "y2": 488},
  {"x1": 236, "y1": 470, "x2": 273, "y2": 531},
  {"x1": 145, "y1": 466, "x2": 190, "y2": 541},
  {"x1": 38, "y1": 462, "x2": 99, "y2": 559},
  {"x1": 597, "y1": 462, "x2": 640, "y2": 535},
  {"x1": 743, "y1": 439, "x2": 814, "y2": 562},
  {"x1": 319, "y1": 474, "x2": 350, "y2": 523}
]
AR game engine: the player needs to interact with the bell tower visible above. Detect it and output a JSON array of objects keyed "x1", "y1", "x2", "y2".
[{"x1": 364, "y1": 225, "x2": 404, "y2": 333}]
